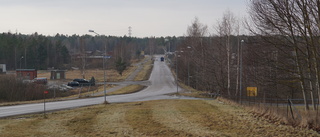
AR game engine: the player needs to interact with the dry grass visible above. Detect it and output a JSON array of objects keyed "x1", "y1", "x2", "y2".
[
  {"x1": 247, "y1": 102, "x2": 320, "y2": 132},
  {"x1": 38, "y1": 69, "x2": 134, "y2": 83},
  {"x1": 217, "y1": 97, "x2": 320, "y2": 134},
  {"x1": 134, "y1": 59, "x2": 154, "y2": 81},
  {"x1": 0, "y1": 100, "x2": 318, "y2": 137},
  {"x1": 107, "y1": 85, "x2": 146, "y2": 95},
  {"x1": 176, "y1": 82, "x2": 212, "y2": 98},
  {"x1": 37, "y1": 58, "x2": 139, "y2": 83}
]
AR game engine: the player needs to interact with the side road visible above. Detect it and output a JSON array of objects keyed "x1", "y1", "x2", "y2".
[{"x1": 92, "y1": 55, "x2": 152, "y2": 96}]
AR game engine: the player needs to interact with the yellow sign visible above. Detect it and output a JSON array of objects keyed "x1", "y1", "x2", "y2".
[{"x1": 247, "y1": 87, "x2": 257, "y2": 97}]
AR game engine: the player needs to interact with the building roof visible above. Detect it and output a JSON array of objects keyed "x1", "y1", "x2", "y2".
[
  {"x1": 51, "y1": 70, "x2": 66, "y2": 72},
  {"x1": 16, "y1": 69, "x2": 36, "y2": 71}
]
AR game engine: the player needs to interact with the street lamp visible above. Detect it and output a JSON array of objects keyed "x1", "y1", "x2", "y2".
[
  {"x1": 240, "y1": 40, "x2": 244, "y2": 104},
  {"x1": 187, "y1": 46, "x2": 192, "y2": 87},
  {"x1": 19, "y1": 56, "x2": 24, "y2": 78},
  {"x1": 20, "y1": 56, "x2": 24, "y2": 69},
  {"x1": 175, "y1": 50, "x2": 183, "y2": 93},
  {"x1": 89, "y1": 30, "x2": 107, "y2": 104},
  {"x1": 165, "y1": 39, "x2": 170, "y2": 53},
  {"x1": 89, "y1": 30, "x2": 99, "y2": 35}
]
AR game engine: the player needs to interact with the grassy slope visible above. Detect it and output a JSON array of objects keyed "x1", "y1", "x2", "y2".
[
  {"x1": 106, "y1": 85, "x2": 145, "y2": 95},
  {"x1": 0, "y1": 99, "x2": 318, "y2": 137}
]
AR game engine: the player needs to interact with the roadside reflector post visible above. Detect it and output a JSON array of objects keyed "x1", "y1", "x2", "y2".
[{"x1": 44, "y1": 91, "x2": 49, "y2": 118}]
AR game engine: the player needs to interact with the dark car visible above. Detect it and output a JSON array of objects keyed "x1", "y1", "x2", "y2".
[
  {"x1": 73, "y1": 79, "x2": 91, "y2": 86},
  {"x1": 67, "y1": 81, "x2": 79, "y2": 87},
  {"x1": 160, "y1": 57, "x2": 164, "y2": 62}
]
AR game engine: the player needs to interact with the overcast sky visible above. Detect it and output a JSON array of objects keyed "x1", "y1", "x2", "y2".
[{"x1": 0, "y1": 0, "x2": 249, "y2": 37}]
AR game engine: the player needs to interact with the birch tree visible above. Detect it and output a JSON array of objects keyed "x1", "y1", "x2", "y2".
[{"x1": 216, "y1": 10, "x2": 238, "y2": 96}]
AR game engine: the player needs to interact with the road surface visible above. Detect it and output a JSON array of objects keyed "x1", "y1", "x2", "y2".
[{"x1": 0, "y1": 55, "x2": 191, "y2": 118}]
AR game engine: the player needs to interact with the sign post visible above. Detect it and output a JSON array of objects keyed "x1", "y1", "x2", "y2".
[{"x1": 44, "y1": 91, "x2": 49, "y2": 118}]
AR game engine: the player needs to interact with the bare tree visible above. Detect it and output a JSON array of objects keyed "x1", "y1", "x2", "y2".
[
  {"x1": 79, "y1": 37, "x2": 87, "y2": 79},
  {"x1": 181, "y1": 17, "x2": 209, "y2": 90},
  {"x1": 216, "y1": 10, "x2": 238, "y2": 97},
  {"x1": 248, "y1": 0, "x2": 320, "y2": 111}
]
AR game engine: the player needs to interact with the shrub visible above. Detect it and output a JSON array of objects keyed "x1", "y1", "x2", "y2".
[{"x1": 0, "y1": 75, "x2": 47, "y2": 102}]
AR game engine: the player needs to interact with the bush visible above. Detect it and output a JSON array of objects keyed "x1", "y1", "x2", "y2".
[{"x1": 0, "y1": 75, "x2": 47, "y2": 102}]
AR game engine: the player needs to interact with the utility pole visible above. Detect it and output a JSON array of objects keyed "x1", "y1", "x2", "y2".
[
  {"x1": 236, "y1": 37, "x2": 240, "y2": 100},
  {"x1": 176, "y1": 54, "x2": 179, "y2": 93},
  {"x1": 187, "y1": 46, "x2": 192, "y2": 87},
  {"x1": 240, "y1": 40, "x2": 244, "y2": 104},
  {"x1": 175, "y1": 51, "x2": 183, "y2": 93}
]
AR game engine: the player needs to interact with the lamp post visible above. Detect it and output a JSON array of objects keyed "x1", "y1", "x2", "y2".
[
  {"x1": 20, "y1": 56, "x2": 24, "y2": 69},
  {"x1": 240, "y1": 40, "x2": 244, "y2": 104},
  {"x1": 19, "y1": 56, "x2": 24, "y2": 78},
  {"x1": 165, "y1": 38, "x2": 170, "y2": 53},
  {"x1": 89, "y1": 30, "x2": 107, "y2": 104},
  {"x1": 176, "y1": 53, "x2": 179, "y2": 93},
  {"x1": 187, "y1": 46, "x2": 192, "y2": 87},
  {"x1": 175, "y1": 50, "x2": 183, "y2": 93}
]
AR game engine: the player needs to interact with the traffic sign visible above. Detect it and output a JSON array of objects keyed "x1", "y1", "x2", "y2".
[
  {"x1": 246, "y1": 87, "x2": 257, "y2": 96},
  {"x1": 44, "y1": 91, "x2": 49, "y2": 94}
]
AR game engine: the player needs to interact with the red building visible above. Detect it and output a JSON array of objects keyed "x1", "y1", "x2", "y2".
[{"x1": 16, "y1": 69, "x2": 37, "y2": 80}]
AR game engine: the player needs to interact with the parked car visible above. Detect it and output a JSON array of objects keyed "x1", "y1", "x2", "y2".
[
  {"x1": 67, "y1": 81, "x2": 79, "y2": 87},
  {"x1": 33, "y1": 77, "x2": 48, "y2": 85},
  {"x1": 73, "y1": 79, "x2": 91, "y2": 86},
  {"x1": 160, "y1": 57, "x2": 164, "y2": 62}
]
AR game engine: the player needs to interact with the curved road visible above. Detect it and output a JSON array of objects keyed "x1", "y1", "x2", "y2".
[{"x1": 0, "y1": 55, "x2": 188, "y2": 118}]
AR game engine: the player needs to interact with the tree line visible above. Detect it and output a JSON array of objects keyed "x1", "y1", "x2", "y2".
[
  {"x1": 0, "y1": 32, "x2": 181, "y2": 71},
  {"x1": 0, "y1": 32, "x2": 69, "y2": 70}
]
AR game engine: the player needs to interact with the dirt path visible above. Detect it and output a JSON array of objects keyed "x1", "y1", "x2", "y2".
[{"x1": 0, "y1": 99, "x2": 318, "y2": 137}]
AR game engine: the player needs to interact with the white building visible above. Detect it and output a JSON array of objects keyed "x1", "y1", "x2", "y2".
[{"x1": 0, "y1": 64, "x2": 6, "y2": 74}]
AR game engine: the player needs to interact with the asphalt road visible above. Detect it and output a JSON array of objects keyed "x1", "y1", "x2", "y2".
[{"x1": 0, "y1": 55, "x2": 191, "y2": 118}]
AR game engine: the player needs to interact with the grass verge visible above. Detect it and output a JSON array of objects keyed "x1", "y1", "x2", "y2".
[
  {"x1": 174, "y1": 81, "x2": 213, "y2": 98},
  {"x1": 134, "y1": 59, "x2": 154, "y2": 81},
  {"x1": 106, "y1": 85, "x2": 146, "y2": 95},
  {"x1": 0, "y1": 99, "x2": 318, "y2": 136}
]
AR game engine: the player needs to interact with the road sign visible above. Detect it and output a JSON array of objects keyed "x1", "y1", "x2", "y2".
[
  {"x1": 43, "y1": 91, "x2": 48, "y2": 117},
  {"x1": 246, "y1": 87, "x2": 257, "y2": 97}
]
